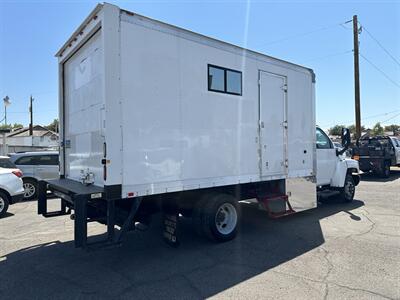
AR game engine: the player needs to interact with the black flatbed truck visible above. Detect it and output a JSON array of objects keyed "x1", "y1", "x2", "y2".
[{"x1": 352, "y1": 136, "x2": 400, "y2": 178}]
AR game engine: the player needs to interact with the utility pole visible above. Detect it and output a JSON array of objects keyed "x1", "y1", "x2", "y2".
[
  {"x1": 353, "y1": 15, "x2": 361, "y2": 139},
  {"x1": 29, "y1": 95, "x2": 34, "y2": 136}
]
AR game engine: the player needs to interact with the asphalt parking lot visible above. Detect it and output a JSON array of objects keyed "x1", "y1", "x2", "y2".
[{"x1": 1, "y1": 169, "x2": 399, "y2": 300}]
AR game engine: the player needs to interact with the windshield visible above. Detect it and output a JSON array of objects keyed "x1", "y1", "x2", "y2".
[{"x1": 0, "y1": 158, "x2": 17, "y2": 169}]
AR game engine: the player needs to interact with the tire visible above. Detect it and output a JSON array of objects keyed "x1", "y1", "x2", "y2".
[
  {"x1": 200, "y1": 194, "x2": 241, "y2": 242},
  {"x1": 23, "y1": 178, "x2": 38, "y2": 200},
  {"x1": 192, "y1": 195, "x2": 209, "y2": 237},
  {"x1": 381, "y1": 161, "x2": 390, "y2": 178},
  {"x1": 0, "y1": 191, "x2": 10, "y2": 218},
  {"x1": 339, "y1": 175, "x2": 355, "y2": 203}
]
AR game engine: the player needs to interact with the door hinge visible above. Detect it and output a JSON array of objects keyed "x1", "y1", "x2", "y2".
[
  {"x1": 282, "y1": 120, "x2": 288, "y2": 129},
  {"x1": 282, "y1": 84, "x2": 288, "y2": 92}
]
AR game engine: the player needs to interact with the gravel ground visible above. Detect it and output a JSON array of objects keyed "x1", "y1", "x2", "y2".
[{"x1": 0, "y1": 168, "x2": 399, "y2": 299}]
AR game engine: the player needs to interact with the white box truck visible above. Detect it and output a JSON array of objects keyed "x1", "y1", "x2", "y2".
[{"x1": 38, "y1": 3, "x2": 360, "y2": 248}]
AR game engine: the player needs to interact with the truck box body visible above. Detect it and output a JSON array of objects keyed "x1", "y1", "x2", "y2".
[{"x1": 57, "y1": 3, "x2": 316, "y2": 212}]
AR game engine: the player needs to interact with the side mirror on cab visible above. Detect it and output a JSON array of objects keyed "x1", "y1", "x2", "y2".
[{"x1": 337, "y1": 128, "x2": 351, "y2": 156}]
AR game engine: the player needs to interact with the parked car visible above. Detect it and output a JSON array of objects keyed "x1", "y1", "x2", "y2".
[
  {"x1": 0, "y1": 167, "x2": 24, "y2": 217},
  {"x1": 9, "y1": 151, "x2": 59, "y2": 200},
  {"x1": 0, "y1": 156, "x2": 19, "y2": 169},
  {"x1": 333, "y1": 142, "x2": 342, "y2": 149}
]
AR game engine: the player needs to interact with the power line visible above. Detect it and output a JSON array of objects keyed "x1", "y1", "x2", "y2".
[
  {"x1": 322, "y1": 109, "x2": 400, "y2": 127},
  {"x1": 302, "y1": 49, "x2": 353, "y2": 63},
  {"x1": 362, "y1": 109, "x2": 400, "y2": 122},
  {"x1": 254, "y1": 20, "x2": 349, "y2": 48},
  {"x1": 360, "y1": 23, "x2": 400, "y2": 67},
  {"x1": 359, "y1": 52, "x2": 400, "y2": 88},
  {"x1": 381, "y1": 112, "x2": 400, "y2": 124}
]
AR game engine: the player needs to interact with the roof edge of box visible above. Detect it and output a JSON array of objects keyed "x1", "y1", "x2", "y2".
[{"x1": 55, "y1": 3, "x2": 104, "y2": 57}]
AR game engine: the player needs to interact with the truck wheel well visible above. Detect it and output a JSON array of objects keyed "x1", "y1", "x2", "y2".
[{"x1": 347, "y1": 168, "x2": 358, "y2": 174}]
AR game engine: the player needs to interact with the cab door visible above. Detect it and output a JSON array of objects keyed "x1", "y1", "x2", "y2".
[{"x1": 316, "y1": 128, "x2": 336, "y2": 186}]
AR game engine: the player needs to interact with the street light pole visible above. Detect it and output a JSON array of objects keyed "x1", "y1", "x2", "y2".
[
  {"x1": 3, "y1": 95, "x2": 11, "y2": 126},
  {"x1": 2, "y1": 96, "x2": 11, "y2": 155}
]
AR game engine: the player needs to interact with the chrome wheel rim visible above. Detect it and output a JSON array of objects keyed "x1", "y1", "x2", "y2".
[
  {"x1": 0, "y1": 197, "x2": 4, "y2": 213},
  {"x1": 215, "y1": 203, "x2": 237, "y2": 235},
  {"x1": 24, "y1": 183, "x2": 36, "y2": 198}
]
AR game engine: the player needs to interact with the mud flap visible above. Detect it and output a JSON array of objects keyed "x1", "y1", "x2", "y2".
[{"x1": 163, "y1": 213, "x2": 180, "y2": 247}]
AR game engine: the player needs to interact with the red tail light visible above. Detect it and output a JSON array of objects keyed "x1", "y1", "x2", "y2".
[{"x1": 12, "y1": 170, "x2": 23, "y2": 178}]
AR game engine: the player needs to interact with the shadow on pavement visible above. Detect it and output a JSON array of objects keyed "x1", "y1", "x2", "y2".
[
  {"x1": 360, "y1": 168, "x2": 400, "y2": 183},
  {"x1": 0, "y1": 199, "x2": 364, "y2": 299},
  {"x1": 0, "y1": 212, "x2": 14, "y2": 219}
]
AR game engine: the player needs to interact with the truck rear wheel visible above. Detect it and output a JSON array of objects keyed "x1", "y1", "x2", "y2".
[
  {"x1": 196, "y1": 194, "x2": 240, "y2": 242},
  {"x1": 192, "y1": 195, "x2": 209, "y2": 237},
  {"x1": 340, "y1": 175, "x2": 355, "y2": 203}
]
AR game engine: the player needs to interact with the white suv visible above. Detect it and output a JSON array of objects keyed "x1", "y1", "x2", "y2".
[
  {"x1": 0, "y1": 167, "x2": 24, "y2": 217},
  {"x1": 9, "y1": 151, "x2": 59, "y2": 200}
]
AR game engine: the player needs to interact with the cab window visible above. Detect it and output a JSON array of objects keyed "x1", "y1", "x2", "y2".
[{"x1": 316, "y1": 128, "x2": 333, "y2": 149}]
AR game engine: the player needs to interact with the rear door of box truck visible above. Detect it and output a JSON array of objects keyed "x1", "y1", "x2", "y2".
[{"x1": 63, "y1": 29, "x2": 105, "y2": 186}]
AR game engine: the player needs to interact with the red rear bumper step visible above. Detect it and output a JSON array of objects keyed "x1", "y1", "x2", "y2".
[{"x1": 257, "y1": 194, "x2": 295, "y2": 219}]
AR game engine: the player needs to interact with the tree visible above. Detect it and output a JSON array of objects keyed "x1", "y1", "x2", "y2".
[
  {"x1": 384, "y1": 124, "x2": 400, "y2": 135},
  {"x1": 371, "y1": 122, "x2": 384, "y2": 136},
  {"x1": 0, "y1": 123, "x2": 23, "y2": 131},
  {"x1": 328, "y1": 125, "x2": 346, "y2": 136},
  {"x1": 45, "y1": 119, "x2": 59, "y2": 133},
  {"x1": 329, "y1": 124, "x2": 365, "y2": 137}
]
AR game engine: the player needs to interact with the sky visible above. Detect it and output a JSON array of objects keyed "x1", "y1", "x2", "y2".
[{"x1": 0, "y1": 0, "x2": 399, "y2": 130}]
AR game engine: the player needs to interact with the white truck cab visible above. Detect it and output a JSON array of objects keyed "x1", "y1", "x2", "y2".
[{"x1": 316, "y1": 127, "x2": 360, "y2": 202}]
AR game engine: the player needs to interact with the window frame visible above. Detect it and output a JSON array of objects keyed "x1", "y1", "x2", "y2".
[
  {"x1": 316, "y1": 128, "x2": 334, "y2": 149},
  {"x1": 36, "y1": 155, "x2": 59, "y2": 166},
  {"x1": 208, "y1": 64, "x2": 242, "y2": 96},
  {"x1": 15, "y1": 156, "x2": 36, "y2": 165}
]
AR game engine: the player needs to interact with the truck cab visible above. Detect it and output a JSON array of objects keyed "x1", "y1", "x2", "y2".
[{"x1": 316, "y1": 127, "x2": 360, "y2": 202}]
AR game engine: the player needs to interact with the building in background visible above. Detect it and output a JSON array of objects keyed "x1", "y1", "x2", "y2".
[{"x1": 3, "y1": 125, "x2": 58, "y2": 153}]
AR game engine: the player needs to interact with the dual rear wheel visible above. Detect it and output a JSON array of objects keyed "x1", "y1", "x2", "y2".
[{"x1": 192, "y1": 194, "x2": 240, "y2": 242}]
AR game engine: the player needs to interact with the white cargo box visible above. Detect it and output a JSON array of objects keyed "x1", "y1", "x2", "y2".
[{"x1": 57, "y1": 3, "x2": 316, "y2": 205}]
